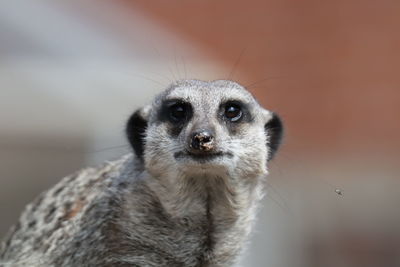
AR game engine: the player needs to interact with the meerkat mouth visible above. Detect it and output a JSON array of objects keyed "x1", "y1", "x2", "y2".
[{"x1": 174, "y1": 151, "x2": 233, "y2": 161}]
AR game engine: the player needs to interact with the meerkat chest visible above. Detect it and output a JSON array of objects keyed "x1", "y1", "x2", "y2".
[{"x1": 106, "y1": 179, "x2": 246, "y2": 266}]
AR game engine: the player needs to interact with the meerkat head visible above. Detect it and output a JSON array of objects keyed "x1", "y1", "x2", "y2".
[{"x1": 126, "y1": 80, "x2": 283, "y2": 178}]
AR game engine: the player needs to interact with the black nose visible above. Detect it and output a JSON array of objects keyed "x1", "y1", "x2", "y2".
[{"x1": 190, "y1": 130, "x2": 214, "y2": 151}]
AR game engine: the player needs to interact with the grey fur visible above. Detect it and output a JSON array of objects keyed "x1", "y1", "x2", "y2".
[{"x1": 0, "y1": 80, "x2": 282, "y2": 267}]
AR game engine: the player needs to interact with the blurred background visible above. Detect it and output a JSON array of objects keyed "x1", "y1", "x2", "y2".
[{"x1": 1, "y1": 1, "x2": 400, "y2": 266}]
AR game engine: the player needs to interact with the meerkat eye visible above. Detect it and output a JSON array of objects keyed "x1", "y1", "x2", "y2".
[
  {"x1": 224, "y1": 103, "x2": 242, "y2": 122},
  {"x1": 169, "y1": 103, "x2": 187, "y2": 122}
]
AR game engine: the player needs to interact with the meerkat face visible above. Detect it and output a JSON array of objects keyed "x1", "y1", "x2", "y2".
[{"x1": 126, "y1": 80, "x2": 283, "y2": 178}]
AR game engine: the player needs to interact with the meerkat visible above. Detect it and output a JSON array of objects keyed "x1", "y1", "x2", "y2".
[{"x1": 0, "y1": 79, "x2": 283, "y2": 267}]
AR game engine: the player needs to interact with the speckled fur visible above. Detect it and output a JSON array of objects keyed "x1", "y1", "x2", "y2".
[{"x1": 0, "y1": 80, "x2": 283, "y2": 267}]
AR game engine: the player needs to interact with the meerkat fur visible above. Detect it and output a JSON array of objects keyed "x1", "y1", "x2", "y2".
[{"x1": 0, "y1": 79, "x2": 283, "y2": 267}]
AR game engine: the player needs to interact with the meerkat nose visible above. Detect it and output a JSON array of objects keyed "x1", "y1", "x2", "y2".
[{"x1": 190, "y1": 130, "x2": 215, "y2": 151}]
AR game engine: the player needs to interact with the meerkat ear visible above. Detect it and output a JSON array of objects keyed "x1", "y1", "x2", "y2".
[
  {"x1": 264, "y1": 111, "x2": 284, "y2": 161},
  {"x1": 126, "y1": 105, "x2": 151, "y2": 159}
]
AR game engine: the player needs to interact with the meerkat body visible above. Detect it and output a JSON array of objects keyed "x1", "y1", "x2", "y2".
[{"x1": 0, "y1": 80, "x2": 283, "y2": 267}]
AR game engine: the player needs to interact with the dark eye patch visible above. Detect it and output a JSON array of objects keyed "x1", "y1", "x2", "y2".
[
  {"x1": 220, "y1": 100, "x2": 252, "y2": 123},
  {"x1": 158, "y1": 99, "x2": 192, "y2": 122},
  {"x1": 169, "y1": 103, "x2": 187, "y2": 122},
  {"x1": 219, "y1": 100, "x2": 253, "y2": 135},
  {"x1": 158, "y1": 99, "x2": 193, "y2": 136},
  {"x1": 224, "y1": 103, "x2": 243, "y2": 122}
]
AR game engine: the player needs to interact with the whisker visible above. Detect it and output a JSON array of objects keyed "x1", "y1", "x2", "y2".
[
  {"x1": 174, "y1": 48, "x2": 181, "y2": 80},
  {"x1": 181, "y1": 55, "x2": 188, "y2": 80},
  {"x1": 265, "y1": 181, "x2": 293, "y2": 215},
  {"x1": 128, "y1": 73, "x2": 166, "y2": 87},
  {"x1": 143, "y1": 44, "x2": 177, "y2": 83},
  {"x1": 228, "y1": 47, "x2": 247, "y2": 80},
  {"x1": 88, "y1": 144, "x2": 131, "y2": 154},
  {"x1": 145, "y1": 70, "x2": 173, "y2": 84},
  {"x1": 245, "y1": 76, "x2": 285, "y2": 88}
]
